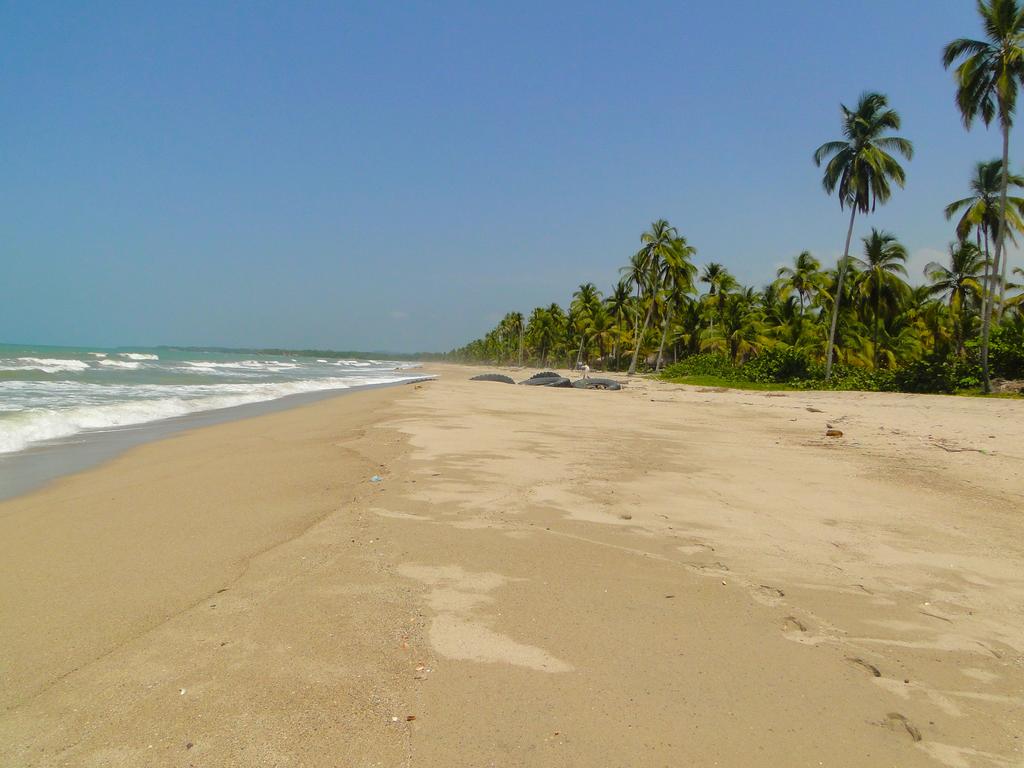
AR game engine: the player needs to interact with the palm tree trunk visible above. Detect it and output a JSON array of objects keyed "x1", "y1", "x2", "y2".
[
  {"x1": 654, "y1": 299, "x2": 674, "y2": 371},
  {"x1": 518, "y1": 323, "x2": 524, "y2": 367},
  {"x1": 981, "y1": 121, "x2": 1011, "y2": 393},
  {"x1": 825, "y1": 206, "x2": 858, "y2": 381},
  {"x1": 627, "y1": 297, "x2": 656, "y2": 375},
  {"x1": 575, "y1": 333, "x2": 586, "y2": 368},
  {"x1": 873, "y1": 272, "x2": 881, "y2": 370}
]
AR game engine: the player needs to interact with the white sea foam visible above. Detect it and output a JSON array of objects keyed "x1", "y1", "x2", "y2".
[
  {"x1": 99, "y1": 359, "x2": 142, "y2": 369},
  {"x1": 119, "y1": 352, "x2": 159, "y2": 360},
  {"x1": 88, "y1": 352, "x2": 108, "y2": 358},
  {"x1": 0, "y1": 374, "x2": 427, "y2": 454},
  {"x1": 0, "y1": 358, "x2": 92, "y2": 374},
  {"x1": 183, "y1": 360, "x2": 299, "y2": 371}
]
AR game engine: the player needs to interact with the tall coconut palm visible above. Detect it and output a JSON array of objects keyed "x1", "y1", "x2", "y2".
[
  {"x1": 926, "y1": 241, "x2": 987, "y2": 355},
  {"x1": 1007, "y1": 266, "x2": 1024, "y2": 313},
  {"x1": 654, "y1": 236, "x2": 698, "y2": 370},
  {"x1": 944, "y1": 0, "x2": 1024, "y2": 391},
  {"x1": 699, "y1": 290, "x2": 768, "y2": 363},
  {"x1": 604, "y1": 279, "x2": 633, "y2": 370},
  {"x1": 814, "y1": 91, "x2": 914, "y2": 380},
  {"x1": 627, "y1": 220, "x2": 680, "y2": 375},
  {"x1": 699, "y1": 262, "x2": 738, "y2": 331},
  {"x1": 570, "y1": 283, "x2": 602, "y2": 367},
  {"x1": 620, "y1": 251, "x2": 648, "y2": 362},
  {"x1": 775, "y1": 251, "x2": 824, "y2": 317},
  {"x1": 508, "y1": 312, "x2": 525, "y2": 366},
  {"x1": 851, "y1": 230, "x2": 909, "y2": 369},
  {"x1": 944, "y1": 159, "x2": 1024, "y2": 320}
]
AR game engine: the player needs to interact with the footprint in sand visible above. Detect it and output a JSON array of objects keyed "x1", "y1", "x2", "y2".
[
  {"x1": 845, "y1": 657, "x2": 882, "y2": 678},
  {"x1": 782, "y1": 615, "x2": 807, "y2": 634},
  {"x1": 883, "y1": 712, "x2": 922, "y2": 742},
  {"x1": 748, "y1": 583, "x2": 786, "y2": 607}
]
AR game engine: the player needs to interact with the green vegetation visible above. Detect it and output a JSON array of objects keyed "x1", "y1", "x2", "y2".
[{"x1": 446, "y1": 1, "x2": 1024, "y2": 396}]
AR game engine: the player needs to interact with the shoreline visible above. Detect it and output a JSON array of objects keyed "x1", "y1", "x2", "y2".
[
  {"x1": 2, "y1": 364, "x2": 1022, "y2": 766},
  {"x1": 0, "y1": 375, "x2": 432, "y2": 503}
]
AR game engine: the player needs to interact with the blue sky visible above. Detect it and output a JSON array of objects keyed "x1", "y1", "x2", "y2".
[{"x1": 1, "y1": 1, "x2": 1018, "y2": 352}]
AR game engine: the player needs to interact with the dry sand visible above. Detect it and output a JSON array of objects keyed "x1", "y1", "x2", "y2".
[{"x1": 1, "y1": 366, "x2": 1022, "y2": 767}]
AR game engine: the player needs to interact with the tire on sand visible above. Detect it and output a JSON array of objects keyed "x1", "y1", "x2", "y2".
[
  {"x1": 519, "y1": 376, "x2": 572, "y2": 388},
  {"x1": 470, "y1": 373, "x2": 516, "y2": 384},
  {"x1": 572, "y1": 378, "x2": 622, "y2": 391},
  {"x1": 527, "y1": 371, "x2": 562, "y2": 380}
]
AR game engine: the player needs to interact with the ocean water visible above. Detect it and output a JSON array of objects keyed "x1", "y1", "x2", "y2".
[{"x1": 0, "y1": 343, "x2": 425, "y2": 456}]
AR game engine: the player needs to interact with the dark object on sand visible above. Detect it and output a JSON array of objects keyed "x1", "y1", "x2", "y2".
[
  {"x1": 527, "y1": 371, "x2": 562, "y2": 380},
  {"x1": 519, "y1": 376, "x2": 572, "y2": 387},
  {"x1": 470, "y1": 373, "x2": 516, "y2": 384},
  {"x1": 572, "y1": 378, "x2": 622, "y2": 391}
]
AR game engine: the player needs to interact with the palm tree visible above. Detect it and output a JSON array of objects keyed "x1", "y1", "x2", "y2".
[
  {"x1": 699, "y1": 289, "x2": 768, "y2": 362},
  {"x1": 620, "y1": 251, "x2": 648, "y2": 364},
  {"x1": 627, "y1": 220, "x2": 680, "y2": 375},
  {"x1": 699, "y1": 263, "x2": 738, "y2": 331},
  {"x1": 1007, "y1": 266, "x2": 1024, "y2": 313},
  {"x1": 604, "y1": 280, "x2": 633, "y2": 370},
  {"x1": 814, "y1": 91, "x2": 914, "y2": 380},
  {"x1": 654, "y1": 236, "x2": 698, "y2": 370},
  {"x1": 944, "y1": 0, "x2": 1024, "y2": 391},
  {"x1": 571, "y1": 283, "x2": 602, "y2": 367},
  {"x1": 851, "y1": 230, "x2": 909, "y2": 369},
  {"x1": 508, "y1": 312, "x2": 525, "y2": 366},
  {"x1": 927, "y1": 241, "x2": 987, "y2": 355},
  {"x1": 775, "y1": 251, "x2": 824, "y2": 317},
  {"x1": 944, "y1": 160, "x2": 1024, "y2": 321}
]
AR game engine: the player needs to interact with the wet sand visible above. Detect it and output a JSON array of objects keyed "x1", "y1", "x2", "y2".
[{"x1": 1, "y1": 365, "x2": 1022, "y2": 766}]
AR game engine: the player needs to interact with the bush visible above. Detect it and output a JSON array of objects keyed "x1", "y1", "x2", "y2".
[
  {"x1": 989, "y1": 324, "x2": 1024, "y2": 379},
  {"x1": 894, "y1": 354, "x2": 981, "y2": 394},
  {"x1": 826, "y1": 365, "x2": 898, "y2": 392},
  {"x1": 741, "y1": 347, "x2": 814, "y2": 383},
  {"x1": 661, "y1": 354, "x2": 740, "y2": 380}
]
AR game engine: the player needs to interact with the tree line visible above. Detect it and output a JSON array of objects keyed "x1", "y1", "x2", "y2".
[{"x1": 447, "y1": 0, "x2": 1024, "y2": 394}]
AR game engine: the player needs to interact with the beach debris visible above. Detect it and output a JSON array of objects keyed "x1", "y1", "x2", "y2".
[
  {"x1": 179, "y1": 688, "x2": 186, "y2": 695},
  {"x1": 825, "y1": 429, "x2": 844, "y2": 437},
  {"x1": 470, "y1": 373, "x2": 515, "y2": 384},
  {"x1": 572, "y1": 377, "x2": 623, "y2": 391},
  {"x1": 806, "y1": 406, "x2": 824, "y2": 413},
  {"x1": 619, "y1": 513, "x2": 632, "y2": 520},
  {"x1": 371, "y1": 475, "x2": 383, "y2": 483},
  {"x1": 519, "y1": 375, "x2": 572, "y2": 388},
  {"x1": 406, "y1": 715, "x2": 417, "y2": 721},
  {"x1": 186, "y1": 742, "x2": 194, "y2": 750}
]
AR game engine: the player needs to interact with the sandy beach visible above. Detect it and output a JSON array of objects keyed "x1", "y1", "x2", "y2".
[{"x1": 1, "y1": 366, "x2": 1022, "y2": 767}]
